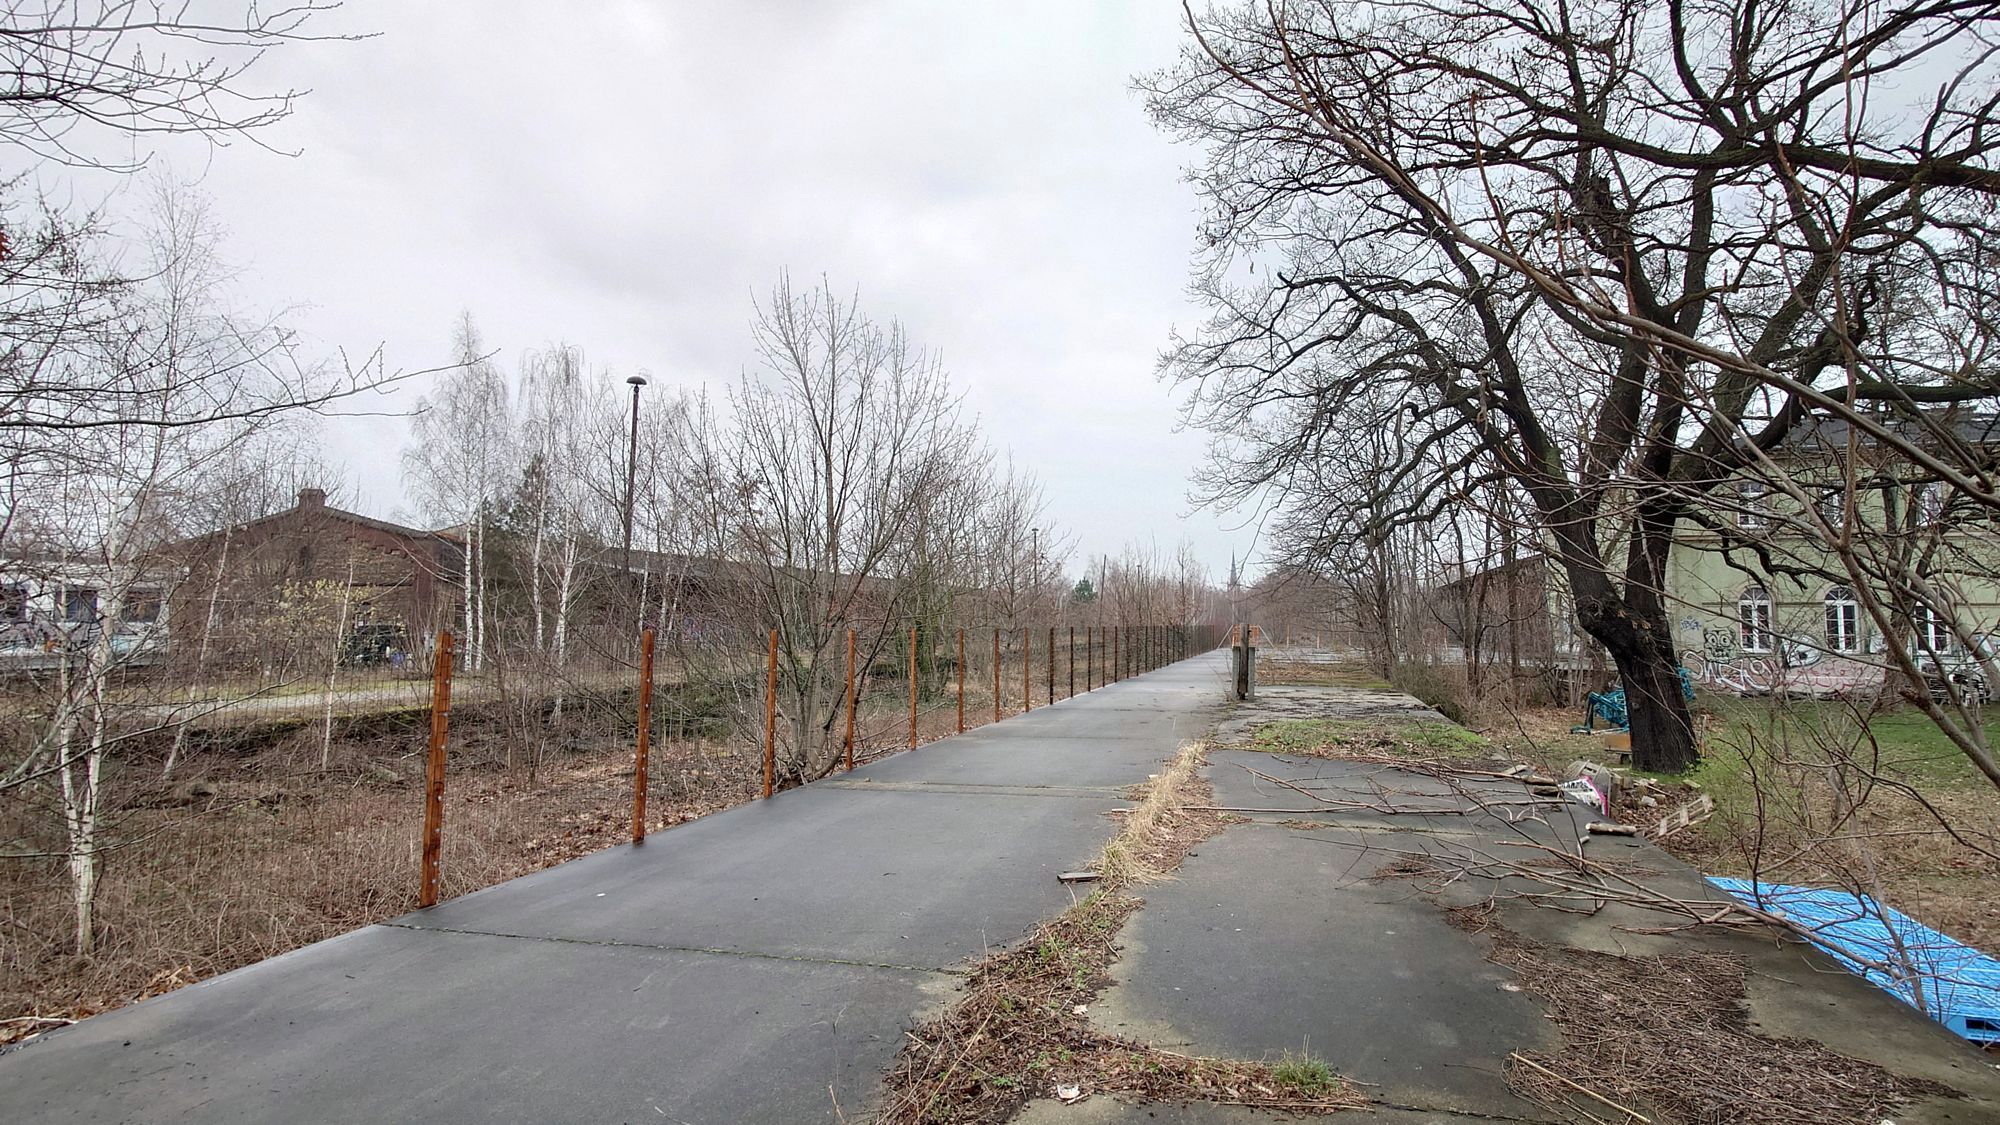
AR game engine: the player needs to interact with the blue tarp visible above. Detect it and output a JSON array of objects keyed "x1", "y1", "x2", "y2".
[{"x1": 1708, "y1": 876, "x2": 2000, "y2": 1044}]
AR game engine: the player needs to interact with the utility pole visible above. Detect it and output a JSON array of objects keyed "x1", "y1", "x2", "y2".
[
  {"x1": 1030, "y1": 527, "x2": 1041, "y2": 620},
  {"x1": 622, "y1": 373, "x2": 648, "y2": 574}
]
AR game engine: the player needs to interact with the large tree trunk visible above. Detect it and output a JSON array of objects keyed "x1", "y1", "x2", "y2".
[
  {"x1": 1612, "y1": 641, "x2": 1698, "y2": 774},
  {"x1": 1569, "y1": 571, "x2": 1699, "y2": 774}
]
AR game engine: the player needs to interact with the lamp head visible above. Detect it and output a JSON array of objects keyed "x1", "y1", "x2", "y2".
[{"x1": 627, "y1": 374, "x2": 649, "y2": 387}]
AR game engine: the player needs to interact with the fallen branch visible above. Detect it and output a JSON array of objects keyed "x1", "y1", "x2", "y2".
[{"x1": 1508, "y1": 1052, "x2": 1652, "y2": 1123}]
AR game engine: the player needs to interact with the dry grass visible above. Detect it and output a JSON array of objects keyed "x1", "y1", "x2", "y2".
[
  {"x1": 1096, "y1": 743, "x2": 1221, "y2": 886},
  {"x1": 877, "y1": 741, "x2": 1363, "y2": 1123},
  {"x1": 1256, "y1": 658, "x2": 1392, "y2": 691}
]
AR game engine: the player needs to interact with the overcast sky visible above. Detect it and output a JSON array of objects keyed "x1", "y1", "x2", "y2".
[{"x1": 133, "y1": 2, "x2": 1257, "y2": 580}]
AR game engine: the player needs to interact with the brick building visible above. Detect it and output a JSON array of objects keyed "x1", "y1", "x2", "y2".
[{"x1": 169, "y1": 489, "x2": 464, "y2": 670}]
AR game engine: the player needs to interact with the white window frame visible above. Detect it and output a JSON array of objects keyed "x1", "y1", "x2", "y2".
[
  {"x1": 1738, "y1": 586, "x2": 1774, "y2": 653},
  {"x1": 1913, "y1": 604, "x2": 1956, "y2": 655},
  {"x1": 1738, "y1": 482, "x2": 1769, "y2": 529},
  {"x1": 1915, "y1": 483, "x2": 1945, "y2": 522},
  {"x1": 1824, "y1": 586, "x2": 1860, "y2": 653}
]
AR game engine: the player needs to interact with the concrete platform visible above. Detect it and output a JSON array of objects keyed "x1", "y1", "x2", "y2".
[
  {"x1": 0, "y1": 653, "x2": 1233, "y2": 1123},
  {"x1": 411, "y1": 782, "x2": 1131, "y2": 969},
  {"x1": 1207, "y1": 749, "x2": 1603, "y2": 850},
  {"x1": 1094, "y1": 825, "x2": 1559, "y2": 1121},
  {"x1": 1110, "y1": 674, "x2": 2000, "y2": 1124}
]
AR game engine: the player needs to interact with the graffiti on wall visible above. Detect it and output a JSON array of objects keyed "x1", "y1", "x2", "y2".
[{"x1": 1678, "y1": 623, "x2": 1883, "y2": 697}]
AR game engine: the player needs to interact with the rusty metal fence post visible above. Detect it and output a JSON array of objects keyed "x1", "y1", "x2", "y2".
[
  {"x1": 419, "y1": 629, "x2": 454, "y2": 908},
  {"x1": 908, "y1": 625, "x2": 918, "y2": 751},
  {"x1": 632, "y1": 628, "x2": 655, "y2": 843},
  {"x1": 1068, "y1": 625, "x2": 1075, "y2": 698},
  {"x1": 1046, "y1": 626, "x2": 1055, "y2": 706},
  {"x1": 844, "y1": 628, "x2": 856, "y2": 771},
  {"x1": 1112, "y1": 626, "x2": 1119, "y2": 683},
  {"x1": 1021, "y1": 627, "x2": 1032, "y2": 712},
  {"x1": 1085, "y1": 625, "x2": 1093, "y2": 690},
  {"x1": 992, "y1": 628, "x2": 1002, "y2": 723},
  {"x1": 763, "y1": 628, "x2": 778, "y2": 799},
  {"x1": 956, "y1": 627, "x2": 966, "y2": 733}
]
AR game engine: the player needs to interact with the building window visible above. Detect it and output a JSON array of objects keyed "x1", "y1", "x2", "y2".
[
  {"x1": 121, "y1": 588, "x2": 162, "y2": 624},
  {"x1": 1739, "y1": 585, "x2": 1774, "y2": 653},
  {"x1": 1818, "y1": 488, "x2": 1847, "y2": 530},
  {"x1": 1913, "y1": 604, "x2": 1956, "y2": 654},
  {"x1": 63, "y1": 587, "x2": 98, "y2": 623},
  {"x1": 1915, "y1": 483, "x2": 1946, "y2": 522},
  {"x1": 1738, "y1": 482, "x2": 1769, "y2": 529},
  {"x1": 0, "y1": 584, "x2": 26, "y2": 623},
  {"x1": 1824, "y1": 586, "x2": 1860, "y2": 653}
]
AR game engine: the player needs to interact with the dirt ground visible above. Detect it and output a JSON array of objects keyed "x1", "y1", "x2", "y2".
[
  {"x1": 1450, "y1": 700, "x2": 2000, "y2": 958},
  {"x1": 0, "y1": 730, "x2": 757, "y2": 1044}
]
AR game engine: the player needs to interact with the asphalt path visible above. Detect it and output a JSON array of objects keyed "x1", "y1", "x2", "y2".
[{"x1": 0, "y1": 651, "x2": 1230, "y2": 1124}]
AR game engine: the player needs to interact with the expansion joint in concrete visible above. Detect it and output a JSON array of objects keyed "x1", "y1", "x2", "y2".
[
  {"x1": 1366, "y1": 1096, "x2": 1562, "y2": 1123},
  {"x1": 1210, "y1": 813, "x2": 1497, "y2": 840},
  {"x1": 823, "y1": 779, "x2": 1128, "y2": 799},
  {"x1": 379, "y1": 921, "x2": 964, "y2": 976}
]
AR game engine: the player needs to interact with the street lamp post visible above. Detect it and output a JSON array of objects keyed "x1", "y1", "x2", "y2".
[
  {"x1": 623, "y1": 374, "x2": 647, "y2": 574},
  {"x1": 1030, "y1": 526, "x2": 1041, "y2": 617}
]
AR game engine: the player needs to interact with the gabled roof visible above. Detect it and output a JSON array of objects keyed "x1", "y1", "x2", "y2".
[
  {"x1": 172, "y1": 489, "x2": 464, "y2": 566},
  {"x1": 1777, "y1": 409, "x2": 2000, "y2": 453}
]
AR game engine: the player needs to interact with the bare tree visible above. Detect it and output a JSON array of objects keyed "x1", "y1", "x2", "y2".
[
  {"x1": 402, "y1": 314, "x2": 512, "y2": 672},
  {"x1": 1148, "y1": 0, "x2": 2000, "y2": 773},
  {"x1": 722, "y1": 277, "x2": 977, "y2": 784},
  {"x1": 3, "y1": 181, "x2": 320, "y2": 952},
  {"x1": 0, "y1": 1, "x2": 347, "y2": 169}
]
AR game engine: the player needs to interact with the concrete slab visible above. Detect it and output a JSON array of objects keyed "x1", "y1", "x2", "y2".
[
  {"x1": 848, "y1": 731, "x2": 1190, "y2": 791},
  {"x1": 1095, "y1": 826, "x2": 1560, "y2": 1122},
  {"x1": 0, "y1": 924, "x2": 948, "y2": 1125},
  {"x1": 1210, "y1": 750, "x2": 1519, "y2": 808},
  {"x1": 1206, "y1": 750, "x2": 1600, "y2": 849},
  {"x1": 998, "y1": 702, "x2": 1221, "y2": 742},
  {"x1": 1210, "y1": 684, "x2": 1445, "y2": 745},
  {"x1": 410, "y1": 783, "x2": 1129, "y2": 968},
  {"x1": 1200, "y1": 748, "x2": 2000, "y2": 1123}
]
